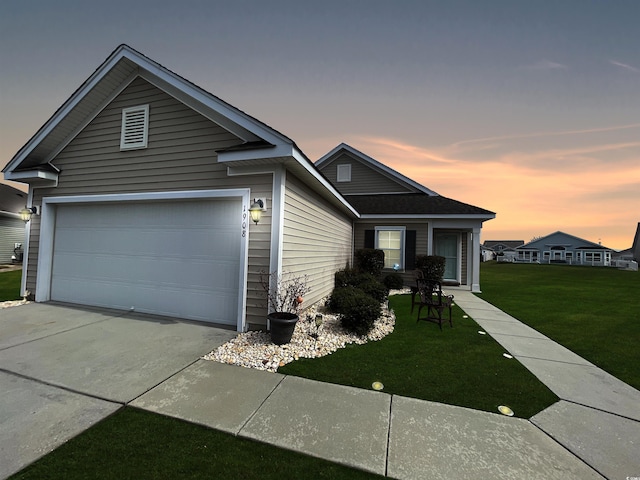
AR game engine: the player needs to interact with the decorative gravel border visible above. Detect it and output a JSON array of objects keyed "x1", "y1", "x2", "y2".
[{"x1": 203, "y1": 292, "x2": 408, "y2": 373}]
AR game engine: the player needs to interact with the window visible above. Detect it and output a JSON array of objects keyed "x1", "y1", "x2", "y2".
[
  {"x1": 336, "y1": 164, "x2": 351, "y2": 182},
  {"x1": 375, "y1": 227, "x2": 405, "y2": 269},
  {"x1": 120, "y1": 105, "x2": 149, "y2": 150}
]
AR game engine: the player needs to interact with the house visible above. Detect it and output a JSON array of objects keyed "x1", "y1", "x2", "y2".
[
  {"x1": 611, "y1": 223, "x2": 640, "y2": 270},
  {"x1": 3, "y1": 45, "x2": 494, "y2": 331},
  {"x1": 516, "y1": 231, "x2": 613, "y2": 266},
  {"x1": 0, "y1": 184, "x2": 27, "y2": 264},
  {"x1": 482, "y1": 240, "x2": 524, "y2": 262},
  {"x1": 316, "y1": 144, "x2": 495, "y2": 290}
]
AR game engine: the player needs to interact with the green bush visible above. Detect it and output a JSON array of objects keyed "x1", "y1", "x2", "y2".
[
  {"x1": 334, "y1": 267, "x2": 360, "y2": 288},
  {"x1": 359, "y1": 278, "x2": 388, "y2": 303},
  {"x1": 354, "y1": 248, "x2": 385, "y2": 277},
  {"x1": 415, "y1": 255, "x2": 446, "y2": 281},
  {"x1": 328, "y1": 285, "x2": 363, "y2": 313},
  {"x1": 338, "y1": 289, "x2": 381, "y2": 336},
  {"x1": 383, "y1": 273, "x2": 404, "y2": 290}
]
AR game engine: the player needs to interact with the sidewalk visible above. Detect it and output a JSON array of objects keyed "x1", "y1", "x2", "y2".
[{"x1": 131, "y1": 291, "x2": 640, "y2": 479}]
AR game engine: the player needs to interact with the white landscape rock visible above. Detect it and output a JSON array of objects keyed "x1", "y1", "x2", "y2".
[{"x1": 203, "y1": 299, "x2": 396, "y2": 373}]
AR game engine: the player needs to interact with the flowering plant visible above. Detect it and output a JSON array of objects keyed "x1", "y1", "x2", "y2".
[{"x1": 260, "y1": 271, "x2": 310, "y2": 314}]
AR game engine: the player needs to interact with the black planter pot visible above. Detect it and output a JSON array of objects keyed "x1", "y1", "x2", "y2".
[{"x1": 268, "y1": 312, "x2": 299, "y2": 345}]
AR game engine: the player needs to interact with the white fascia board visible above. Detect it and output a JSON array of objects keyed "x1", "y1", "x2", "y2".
[
  {"x1": 290, "y1": 148, "x2": 359, "y2": 217},
  {"x1": 316, "y1": 143, "x2": 439, "y2": 196},
  {"x1": 3, "y1": 48, "x2": 132, "y2": 174},
  {"x1": 4, "y1": 170, "x2": 58, "y2": 185}
]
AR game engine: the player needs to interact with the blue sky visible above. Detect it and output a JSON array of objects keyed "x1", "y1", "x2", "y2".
[{"x1": 2, "y1": 0, "x2": 639, "y2": 248}]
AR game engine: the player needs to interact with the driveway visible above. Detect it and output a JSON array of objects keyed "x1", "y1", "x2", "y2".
[{"x1": 0, "y1": 302, "x2": 236, "y2": 479}]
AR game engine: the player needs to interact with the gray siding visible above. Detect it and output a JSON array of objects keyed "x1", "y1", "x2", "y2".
[
  {"x1": 0, "y1": 217, "x2": 25, "y2": 264},
  {"x1": 319, "y1": 153, "x2": 416, "y2": 195},
  {"x1": 282, "y1": 173, "x2": 353, "y2": 306},
  {"x1": 26, "y1": 77, "x2": 273, "y2": 327}
]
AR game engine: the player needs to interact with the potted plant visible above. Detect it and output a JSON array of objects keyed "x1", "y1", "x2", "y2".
[{"x1": 260, "y1": 271, "x2": 310, "y2": 345}]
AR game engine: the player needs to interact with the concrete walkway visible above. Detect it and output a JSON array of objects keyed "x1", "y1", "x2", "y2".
[
  {"x1": 3, "y1": 296, "x2": 639, "y2": 479},
  {"x1": 131, "y1": 290, "x2": 640, "y2": 479}
]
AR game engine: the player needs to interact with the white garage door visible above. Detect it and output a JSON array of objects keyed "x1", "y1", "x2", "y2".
[{"x1": 50, "y1": 199, "x2": 241, "y2": 325}]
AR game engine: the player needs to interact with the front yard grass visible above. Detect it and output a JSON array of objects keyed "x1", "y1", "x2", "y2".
[
  {"x1": 0, "y1": 269, "x2": 22, "y2": 301},
  {"x1": 10, "y1": 407, "x2": 381, "y2": 480},
  {"x1": 280, "y1": 294, "x2": 558, "y2": 419},
  {"x1": 476, "y1": 262, "x2": 640, "y2": 390}
]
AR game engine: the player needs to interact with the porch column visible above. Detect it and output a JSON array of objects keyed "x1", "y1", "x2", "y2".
[
  {"x1": 427, "y1": 222, "x2": 434, "y2": 255},
  {"x1": 471, "y1": 227, "x2": 481, "y2": 293}
]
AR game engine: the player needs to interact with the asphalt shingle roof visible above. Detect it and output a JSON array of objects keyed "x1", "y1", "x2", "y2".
[{"x1": 344, "y1": 193, "x2": 495, "y2": 216}]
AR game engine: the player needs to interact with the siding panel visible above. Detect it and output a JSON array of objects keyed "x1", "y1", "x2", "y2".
[
  {"x1": 318, "y1": 153, "x2": 416, "y2": 195},
  {"x1": 282, "y1": 173, "x2": 353, "y2": 307}
]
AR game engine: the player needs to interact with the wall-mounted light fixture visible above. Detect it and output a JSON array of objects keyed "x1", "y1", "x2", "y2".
[
  {"x1": 249, "y1": 199, "x2": 265, "y2": 224},
  {"x1": 20, "y1": 206, "x2": 38, "y2": 223}
]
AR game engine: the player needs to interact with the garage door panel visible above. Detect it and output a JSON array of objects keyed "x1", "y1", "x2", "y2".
[{"x1": 50, "y1": 199, "x2": 242, "y2": 325}]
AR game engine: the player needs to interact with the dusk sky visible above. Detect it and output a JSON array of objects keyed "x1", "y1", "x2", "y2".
[{"x1": 2, "y1": 1, "x2": 639, "y2": 249}]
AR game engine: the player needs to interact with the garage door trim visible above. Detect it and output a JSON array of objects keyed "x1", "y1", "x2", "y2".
[{"x1": 36, "y1": 189, "x2": 251, "y2": 332}]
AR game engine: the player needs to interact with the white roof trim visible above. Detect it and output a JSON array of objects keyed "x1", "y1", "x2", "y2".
[
  {"x1": 4, "y1": 44, "x2": 293, "y2": 175},
  {"x1": 316, "y1": 143, "x2": 439, "y2": 196}
]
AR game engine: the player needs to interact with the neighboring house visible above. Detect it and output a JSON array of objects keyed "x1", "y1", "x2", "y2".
[
  {"x1": 316, "y1": 144, "x2": 495, "y2": 290},
  {"x1": 612, "y1": 222, "x2": 640, "y2": 271},
  {"x1": 3, "y1": 45, "x2": 494, "y2": 331},
  {"x1": 631, "y1": 222, "x2": 640, "y2": 262},
  {"x1": 0, "y1": 184, "x2": 27, "y2": 264},
  {"x1": 481, "y1": 245, "x2": 495, "y2": 262},
  {"x1": 482, "y1": 240, "x2": 524, "y2": 262},
  {"x1": 516, "y1": 231, "x2": 613, "y2": 266}
]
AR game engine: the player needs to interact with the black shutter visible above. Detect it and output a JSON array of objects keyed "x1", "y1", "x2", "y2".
[
  {"x1": 364, "y1": 230, "x2": 375, "y2": 249},
  {"x1": 405, "y1": 230, "x2": 416, "y2": 270}
]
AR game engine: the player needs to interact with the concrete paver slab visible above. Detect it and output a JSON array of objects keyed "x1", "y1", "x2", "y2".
[
  {"x1": 132, "y1": 361, "x2": 284, "y2": 434},
  {"x1": 388, "y1": 395, "x2": 603, "y2": 480},
  {"x1": 0, "y1": 371, "x2": 119, "y2": 480},
  {"x1": 490, "y1": 334, "x2": 594, "y2": 366},
  {"x1": 515, "y1": 357, "x2": 640, "y2": 421},
  {"x1": 532, "y1": 400, "x2": 640, "y2": 480},
  {"x1": 0, "y1": 303, "x2": 116, "y2": 350},
  {"x1": 0, "y1": 313, "x2": 236, "y2": 403},
  {"x1": 240, "y1": 376, "x2": 391, "y2": 475},
  {"x1": 472, "y1": 317, "x2": 550, "y2": 338}
]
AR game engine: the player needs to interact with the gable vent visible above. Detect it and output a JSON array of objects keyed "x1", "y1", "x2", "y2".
[{"x1": 120, "y1": 105, "x2": 149, "y2": 150}]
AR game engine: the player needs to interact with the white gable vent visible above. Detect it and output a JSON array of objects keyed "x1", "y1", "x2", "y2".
[
  {"x1": 337, "y1": 163, "x2": 351, "y2": 182},
  {"x1": 120, "y1": 105, "x2": 149, "y2": 150}
]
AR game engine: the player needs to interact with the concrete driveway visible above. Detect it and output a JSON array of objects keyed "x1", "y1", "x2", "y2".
[{"x1": 0, "y1": 302, "x2": 236, "y2": 479}]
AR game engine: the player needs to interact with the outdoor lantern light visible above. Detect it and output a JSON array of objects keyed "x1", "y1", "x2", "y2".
[
  {"x1": 249, "y1": 199, "x2": 264, "y2": 224},
  {"x1": 20, "y1": 206, "x2": 37, "y2": 223}
]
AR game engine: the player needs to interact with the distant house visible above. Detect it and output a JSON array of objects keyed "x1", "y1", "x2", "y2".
[
  {"x1": 0, "y1": 184, "x2": 27, "y2": 264},
  {"x1": 482, "y1": 240, "x2": 524, "y2": 262},
  {"x1": 516, "y1": 231, "x2": 613, "y2": 266},
  {"x1": 612, "y1": 223, "x2": 640, "y2": 270}
]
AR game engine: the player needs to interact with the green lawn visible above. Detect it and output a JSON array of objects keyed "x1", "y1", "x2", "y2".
[
  {"x1": 476, "y1": 261, "x2": 640, "y2": 390},
  {"x1": 280, "y1": 294, "x2": 558, "y2": 419},
  {"x1": 10, "y1": 407, "x2": 381, "y2": 480},
  {"x1": 0, "y1": 269, "x2": 22, "y2": 301}
]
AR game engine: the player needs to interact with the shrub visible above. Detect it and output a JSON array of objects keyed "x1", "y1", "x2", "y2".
[
  {"x1": 354, "y1": 248, "x2": 385, "y2": 277},
  {"x1": 358, "y1": 278, "x2": 388, "y2": 303},
  {"x1": 328, "y1": 285, "x2": 363, "y2": 313},
  {"x1": 334, "y1": 266, "x2": 360, "y2": 288},
  {"x1": 338, "y1": 289, "x2": 381, "y2": 336},
  {"x1": 383, "y1": 273, "x2": 404, "y2": 290},
  {"x1": 415, "y1": 255, "x2": 446, "y2": 281}
]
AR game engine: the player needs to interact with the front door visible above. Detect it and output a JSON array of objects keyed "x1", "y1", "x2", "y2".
[{"x1": 435, "y1": 233, "x2": 459, "y2": 281}]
